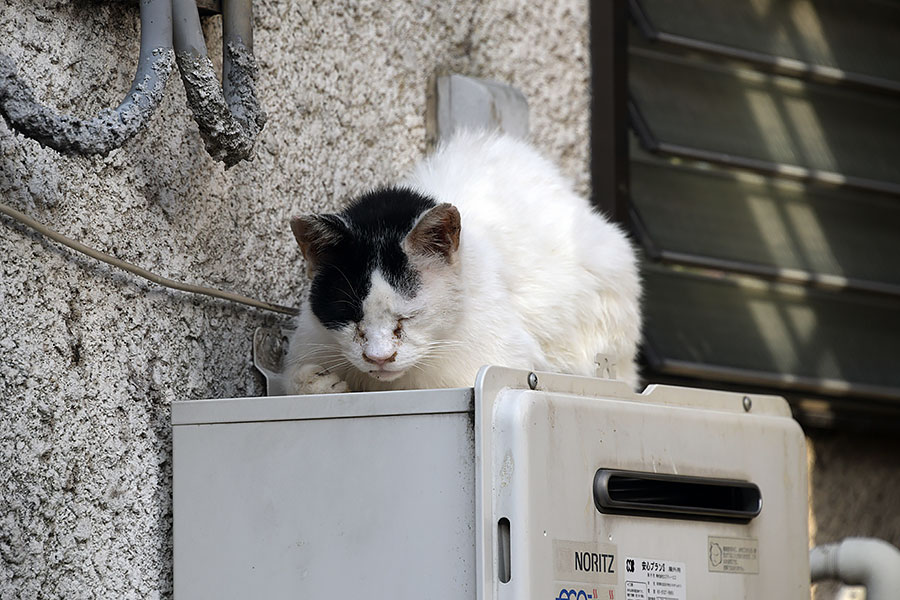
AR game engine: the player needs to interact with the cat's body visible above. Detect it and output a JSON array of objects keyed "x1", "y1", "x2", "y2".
[{"x1": 285, "y1": 131, "x2": 641, "y2": 393}]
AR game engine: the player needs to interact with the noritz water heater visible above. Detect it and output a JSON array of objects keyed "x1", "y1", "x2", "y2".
[{"x1": 173, "y1": 365, "x2": 809, "y2": 599}]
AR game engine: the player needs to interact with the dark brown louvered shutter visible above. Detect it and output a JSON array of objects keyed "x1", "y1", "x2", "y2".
[{"x1": 594, "y1": 0, "x2": 900, "y2": 429}]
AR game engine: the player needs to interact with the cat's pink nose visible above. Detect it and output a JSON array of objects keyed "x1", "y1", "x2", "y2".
[{"x1": 363, "y1": 350, "x2": 397, "y2": 367}]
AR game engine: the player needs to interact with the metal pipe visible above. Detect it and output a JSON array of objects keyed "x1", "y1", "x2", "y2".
[
  {"x1": 223, "y1": 0, "x2": 254, "y2": 59},
  {"x1": 810, "y1": 537, "x2": 900, "y2": 600},
  {"x1": 173, "y1": 0, "x2": 265, "y2": 167},
  {"x1": 222, "y1": 0, "x2": 258, "y2": 127},
  {"x1": 0, "y1": 0, "x2": 174, "y2": 155}
]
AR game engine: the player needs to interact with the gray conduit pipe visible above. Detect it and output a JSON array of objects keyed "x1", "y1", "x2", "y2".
[
  {"x1": 810, "y1": 537, "x2": 900, "y2": 600},
  {"x1": 0, "y1": 0, "x2": 174, "y2": 155},
  {"x1": 173, "y1": 0, "x2": 266, "y2": 167}
]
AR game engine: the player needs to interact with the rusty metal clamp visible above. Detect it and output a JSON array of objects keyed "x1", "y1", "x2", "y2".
[{"x1": 0, "y1": 0, "x2": 265, "y2": 168}]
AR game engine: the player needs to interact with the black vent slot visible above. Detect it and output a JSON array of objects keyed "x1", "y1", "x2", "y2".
[{"x1": 594, "y1": 469, "x2": 761, "y2": 523}]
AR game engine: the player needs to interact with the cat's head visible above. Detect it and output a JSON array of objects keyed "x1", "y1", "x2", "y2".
[{"x1": 291, "y1": 187, "x2": 462, "y2": 382}]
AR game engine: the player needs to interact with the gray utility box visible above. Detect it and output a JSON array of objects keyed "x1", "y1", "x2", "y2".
[{"x1": 173, "y1": 366, "x2": 810, "y2": 599}]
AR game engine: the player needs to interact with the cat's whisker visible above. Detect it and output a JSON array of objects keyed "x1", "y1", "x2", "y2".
[
  {"x1": 292, "y1": 352, "x2": 353, "y2": 370},
  {"x1": 412, "y1": 357, "x2": 441, "y2": 369},
  {"x1": 289, "y1": 342, "x2": 338, "y2": 349},
  {"x1": 285, "y1": 352, "x2": 335, "y2": 366},
  {"x1": 425, "y1": 345, "x2": 462, "y2": 355},
  {"x1": 287, "y1": 346, "x2": 343, "y2": 358},
  {"x1": 327, "y1": 297, "x2": 355, "y2": 306},
  {"x1": 332, "y1": 265, "x2": 363, "y2": 304},
  {"x1": 424, "y1": 340, "x2": 465, "y2": 349},
  {"x1": 421, "y1": 341, "x2": 464, "y2": 361},
  {"x1": 284, "y1": 349, "x2": 347, "y2": 368},
  {"x1": 331, "y1": 295, "x2": 359, "y2": 309},
  {"x1": 290, "y1": 344, "x2": 343, "y2": 352},
  {"x1": 317, "y1": 360, "x2": 353, "y2": 372}
]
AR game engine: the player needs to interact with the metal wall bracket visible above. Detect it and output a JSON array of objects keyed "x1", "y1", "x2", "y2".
[
  {"x1": 253, "y1": 327, "x2": 290, "y2": 396},
  {"x1": 426, "y1": 72, "x2": 529, "y2": 148}
]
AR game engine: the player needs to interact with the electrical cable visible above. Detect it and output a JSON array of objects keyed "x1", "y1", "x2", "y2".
[{"x1": 0, "y1": 201, "x2": 300, "y2": 316}]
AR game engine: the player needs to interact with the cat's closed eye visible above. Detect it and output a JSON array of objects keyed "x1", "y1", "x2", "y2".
[{"x1": 393, "y1": 316, "x2": 412, "y2": 336}]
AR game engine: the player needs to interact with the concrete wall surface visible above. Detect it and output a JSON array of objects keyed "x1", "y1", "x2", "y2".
[
  {"x1": 1, "y1": 2, "x2": 898, "y2": 600},
  {"x1": 0, "y1": 1, "x2": 588, "y2": 597}
]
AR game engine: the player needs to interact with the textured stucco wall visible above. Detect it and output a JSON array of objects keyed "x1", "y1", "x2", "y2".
[
  {"x1": 0, "y1": 1, "x2": 588, "y2": 597},
  {"x1": 2, "y1": 2, "x2": 899, "y2": 600}
]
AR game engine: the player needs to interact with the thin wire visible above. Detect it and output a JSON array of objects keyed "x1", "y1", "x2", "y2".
[{"x1": 0, "y1": 201, "x2": 300, "y2": 316}]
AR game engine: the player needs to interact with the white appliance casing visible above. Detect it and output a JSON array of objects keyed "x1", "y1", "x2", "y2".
[{"x1": 173, "y1": 366, "x2": 809, "y2": 599}]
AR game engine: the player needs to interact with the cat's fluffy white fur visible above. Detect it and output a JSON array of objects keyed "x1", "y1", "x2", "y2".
[{"x1": 285, "y1": 131, "x2": 641, "y2": 392}]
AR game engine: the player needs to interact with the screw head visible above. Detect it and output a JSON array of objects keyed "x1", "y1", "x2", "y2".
[
  {"x1": 528, "y1": 372, "x2": 538, "y2": 390},
  {"x1": 742, "y1": 396, "x2": 752, "y2": 412}
]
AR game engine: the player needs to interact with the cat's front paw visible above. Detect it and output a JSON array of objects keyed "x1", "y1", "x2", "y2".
[{"x1": 289, "y1": 363, "x2": 350, "y2": 394}]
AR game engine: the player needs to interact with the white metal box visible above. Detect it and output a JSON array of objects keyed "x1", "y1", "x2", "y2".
[{"x1": 173, "y1": 366, "x2": 809, "y2": 599}]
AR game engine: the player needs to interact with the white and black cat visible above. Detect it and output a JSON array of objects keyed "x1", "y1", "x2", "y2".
[{"x1": 285, "y1": 131, "x2": 641, "y2": 393}]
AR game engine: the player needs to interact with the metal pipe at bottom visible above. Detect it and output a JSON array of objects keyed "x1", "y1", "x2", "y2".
[{"x1": 810, "y1": 537, "x2": 900, "y2": 600}]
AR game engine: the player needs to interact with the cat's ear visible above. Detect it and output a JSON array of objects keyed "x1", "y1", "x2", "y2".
[
  {"x1": 403, "y1": 203, "x2": 461, "y2": 262},
  {"x1": 290, "y1": 214, "x2": 346, "y2": 277}
]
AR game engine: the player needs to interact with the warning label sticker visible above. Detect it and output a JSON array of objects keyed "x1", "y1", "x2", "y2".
[
  {"x1": 623, "y1": 556, "x2": 686, "y2": 600},
  {"x1": 708, "y1": 536, "x2": 759, "y2": 574}
]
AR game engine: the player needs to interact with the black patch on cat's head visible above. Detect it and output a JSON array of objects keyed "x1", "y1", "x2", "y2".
[{"x1": 300, "y1": 187, "x2": 438, "y2": 330}]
